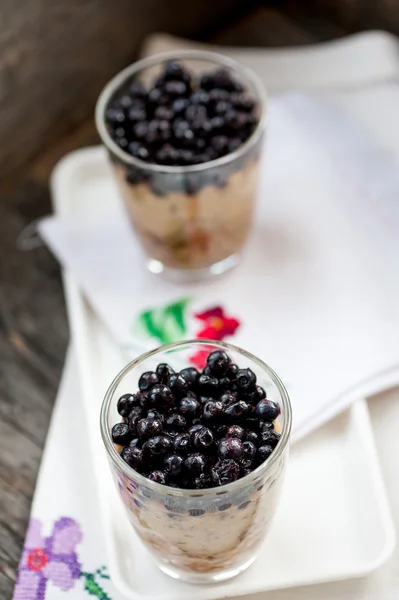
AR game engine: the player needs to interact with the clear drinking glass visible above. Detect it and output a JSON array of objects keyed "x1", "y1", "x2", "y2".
[
  {"x1": 100, "y1": 340, "x2": 291, "y2": 584},
  {"x1": 95, "y1": 50, "x2": 267, "y2": 282}
]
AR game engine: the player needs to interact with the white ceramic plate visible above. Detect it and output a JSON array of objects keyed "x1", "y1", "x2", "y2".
[{"x1": 52, "y1": 147, "x2": 395, "y2": 600}]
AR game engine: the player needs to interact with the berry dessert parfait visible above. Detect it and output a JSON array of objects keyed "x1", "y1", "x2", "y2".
[
  {"x1": 95, "y1": 51, "x2": 267, "y2": 281},
  {"x1": 100, "y1": 340, "x2": 291, "y2": 583}
]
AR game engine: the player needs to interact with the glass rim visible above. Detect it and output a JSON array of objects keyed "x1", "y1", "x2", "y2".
[
  {"x1": 95, "y1": 49, "x2": 268, "y2": 174},
  {"x1": 100, "y1": 339, "x2": 292, "y2": 498}
]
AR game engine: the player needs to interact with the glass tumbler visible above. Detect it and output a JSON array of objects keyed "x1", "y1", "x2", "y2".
[
  {"x1": 95, "y1": 50, "x2": 267, "y2": 282},
  {"x1": 100, "y1": 340, "x2": 291, "y2": 584}
]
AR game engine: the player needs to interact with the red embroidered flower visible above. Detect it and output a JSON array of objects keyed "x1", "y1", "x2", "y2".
[
  {"x1": 189, "y1": 306, "x2": 241, "y2": 368},
  {"x1": 27, "y1": 548, "x2": 48, "y2": 572},
  {"x1": 194, "y1": 306, "x2": 240, "y2": 341}
]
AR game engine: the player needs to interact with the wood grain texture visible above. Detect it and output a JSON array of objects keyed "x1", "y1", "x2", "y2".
[
  {"x1": 285, "y1": 0, "x2": 399, "y2": 34},
  {"x1": 0, "y1": 0, "x2": 253, "y2": 179}
]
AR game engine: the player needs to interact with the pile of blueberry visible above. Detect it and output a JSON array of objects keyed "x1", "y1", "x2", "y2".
[
  {"x1": 112, "y1": 351, "x2": 281, "y2": 489},
  {"x1": 105, "y1": 60, "x2": 259, "y2": 167}
]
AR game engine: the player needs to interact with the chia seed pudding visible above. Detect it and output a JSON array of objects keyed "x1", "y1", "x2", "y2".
[
  {"x1": 96, "y1": 51, "x2": 266, "y2": 279},
  {"x1": 101, "y1": 341, "x2": 291, "y2": 583}
]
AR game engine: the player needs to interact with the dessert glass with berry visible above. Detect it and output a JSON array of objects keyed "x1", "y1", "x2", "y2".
[
  {"x1": 100, "y1": 340, "x2": 291, "y2": 583},
  {"x1": 95, "y1": 51, "x2": 267, "y2": 282}
]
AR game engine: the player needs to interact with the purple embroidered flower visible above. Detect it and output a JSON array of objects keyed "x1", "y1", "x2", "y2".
[{"x1": 13, "y1": 517, "x2": 82, "y2": 600}]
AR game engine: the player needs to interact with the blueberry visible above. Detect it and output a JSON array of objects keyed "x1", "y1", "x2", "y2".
[
  {"x1": 184, "y1": 453, "x2": 206, "y2": 476},
  {"x1": 113, "y1": 126, "x2": 127, "y2": 139},
  {"x1": 165, "y1": 413, "x2": 187, "y2": 432},
  {"x1": 245, "y1": 430, "x2": 259, "y2": 446},
  {"x1": 257, "y1": 445, "x2": 273, "y2": 464},
  {"x1": 213, "y1": 68, "x2": 242, "y2": 92},
  {"x1": 217, "y1": 437, "x2": 244, "y2": 461},
  {"x1": 163, "y1": 61, "x2": 190, "y2": 82},
  {"x1": 117, "y1": 137, "x2": 129, "y2": 149},
  {"x1": 197, "y1": 374, "x2": 219, "y2": 396},
  {"x1": 143, "y1": 435, "x2": 172, "y2": 456},
  {"x1": 210, "y1": 116, "x2": 225, "y2": 131},
  {"x1": 225, "y1": 110, "x2": 249, "y2": 130},
  {"x1": 226, "y1": 364, "x2": 239, "y2": 380},
  {"x1": 112, "y1": 423, "x2": 134, "y2": 446},
  {"x1": 255, "y1": 399, "x2": 280, "y2": 422},
  {"x1": 117, "y1": 393, "x2": 139, "y2": 417},
  {"x1": 148, "y1": 384, "x2": 175, "y2": 409},
  {"x1": 146, "y1": 119, "x2": 171, "y2": 145},
  {"x1": 176, "y1": 149, "x2": 195, "y2": 165},
  {"x1": 156, "y1": 144, "x2": 179, "y2": 165},
  {"x1": 172, "y1": 98, "x2": 190, "y2": 116},
  {"x1": 186, "y1": 105, "x2": 207, "y2": 121},
  {"x1": 148, "y1": 470, "x2": 167, "y2": 485},
  {"x1": 164, "y1": 454, "x2": 184, "y2": 476},
  {"x1": 233, "y1": 95, "x2": 256, "y2": 112},
  {"x1": 133, "y1": 121, "x2": 149, "y2": 140},
  {"x1": 127, "y1": 405, "x2": 144, "y2": 427},
  {"x1": 167, "y1": 373, "x2": 189, "y2": 397},
  {"x1": 192, "y1": 426, "x2": 214, "y2": 451},
  {"x1": 199, "y1": 74, "x2": 214, "y2": 90},
  {"x1": 138, "y1": 371, "x2": 159, "y2": 392},
  {"x1": 215, "y1": 100, "x2": 232, "y2": 116},
  {"x1": 218, "y1": 377, "x2": 232, "y2": 392},
  {"x1": 173, "y1": 433, "x2": 191, "y2": 454},
  {"x1": 194, "y1": 473, "x2": 212, "y2": 489},
  {"x1": 191, "y1": 118, "x2": 212, "y2": 136},
  {"x1": 173, "y1": 121, "x2": 194, "y2": 144},
  {"x1": 138, "y1": 392, "x2": 149, "y2": 408},
  {"x1": 211, "y1": 135, "x2": 229, "y2": 155},
  {"x1": 220, "y1": 392, "x2": 237, "y2": 406},
  {"x1": 136, "y1": 417, "x2": 163, "y2": 439},
  {"x1": 190, "y1": 90, "x2": 210, "y2": 105},
  {"x1": 148, "y1": 88, "x2": 163, "y2": 104},
  {"x1": 180, "y1": 396, "x2": 200, "y2": 418},
  {"x1": 226, "y1": 425, "x2": 245, "y2": 440},
  {"x1": 206, "y1": 350, "x2": 231, "y2": 376},
  {"x1": 215, "y1": 424, "x2": 228, "y2": 438},
  {"x1": 241, "y1": 441, "x2": 257, "y2": 468},
  {"x1": 129, "y1": 81, "x2": 146, "y2": 98},
  {"x1": 180, "y1": 367, "x2": 200, "y2": 387},
  {"x1": 131, "y1": 145, "x2": 150, "y2": 161},
  {"x1": 203, "y1": 401, "x2": 223, "y2": 423},
  {"x1": 121, "y1": 445, "x2": 144, "y2": 470},
  {"x1": 128, "y1": 106, "x2": 146, "y2": 122},
  {"x1": 224, "y1": 401, "x2": 251, "y2": 421},
  {"x1": 154, "y1": 106, "x2": 174, "y2": 120},
  {"x1": 247, "y1": 385, "x2": 267, "y2": 404},
  {"x1": 146, "y1": 408, "x2": 163, "y2": 420},
  {"x1": 209, "y1": 88, "x2": 230, "y2": 103},
  {"x1": 259, "y1": 429, "x2": 281, "y2": 449},
  {"x1": 260, "y1": 421, "x2": 274, "y2": 432},
  {"x1": 236, "y1": 368, "x2": 256, "y2": 392},
  {"x1": 155, "y1": 363, "x2": 174, "y2": 383},
  {"x1": 164, "y1": 80, "x2": 187, "y2": 96},
  {"x1": 211, "y1": 459, "x2": 240, "y2": 486},
  {"x1": 106, "y1": 108, "x2": 125, "y2": 125}
]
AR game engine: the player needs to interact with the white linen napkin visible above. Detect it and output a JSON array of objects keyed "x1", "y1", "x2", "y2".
[{"x1": 39, "y1": 94, "x2": 399, "y2": 438}]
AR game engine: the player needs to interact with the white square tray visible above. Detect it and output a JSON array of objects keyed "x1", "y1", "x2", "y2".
[{"x1": 52, "y1": 146, "x2": 395, "y2": 600}]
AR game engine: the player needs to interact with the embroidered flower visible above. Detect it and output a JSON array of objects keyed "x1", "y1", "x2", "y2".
[
  {"x1": 13, "y1": 518, "x2": 82, "y2": 600},
  {"x1": 194, "y1": 306, "x2": 240, "y2": 341},
  {"x1": 190, "y1": 306, "x2": 241, "y2": 368}
]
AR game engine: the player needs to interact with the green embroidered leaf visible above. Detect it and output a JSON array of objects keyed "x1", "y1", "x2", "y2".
[
  {"x1": 134, "y1": 298, "x2": 191, "y2": 344},
  {"x1": 81, "y1": 572, "x2": 112, "y2": 599}
]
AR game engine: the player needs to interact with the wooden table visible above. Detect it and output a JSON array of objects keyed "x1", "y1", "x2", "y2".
[{"x1": 0, "y1": 7, "x2": 345, "y2": 597}]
